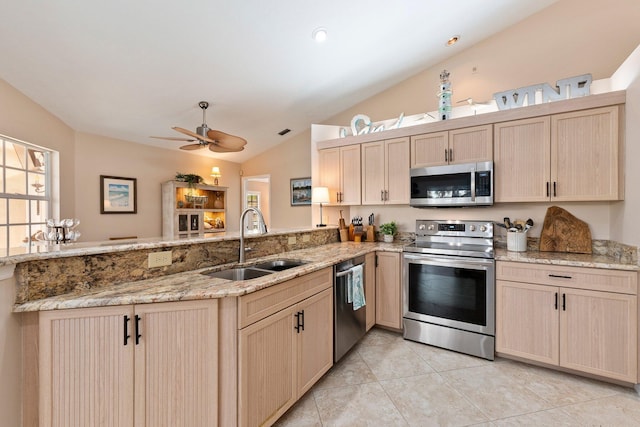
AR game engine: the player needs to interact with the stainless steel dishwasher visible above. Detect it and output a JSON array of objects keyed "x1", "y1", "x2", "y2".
[{"x1": 334, "y1": 255, "x2": 367, "y2": 362}]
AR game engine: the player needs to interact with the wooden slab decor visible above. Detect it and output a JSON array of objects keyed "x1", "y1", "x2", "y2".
[{"x1": 539, "y1": 206, "x2": 592, "y2": 253}]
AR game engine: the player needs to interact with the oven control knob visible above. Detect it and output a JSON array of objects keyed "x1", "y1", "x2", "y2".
[
  {"x1": 480, "y1": 225, "x2": 487, "y2": 232},
  {"x1": 419, "y1": 224, "x2": 426, "y2": 230},
  {"x1": 427, "y1": 224, "x2": 435, "y2": 231},
  {"x1": 469, "y1": 225, "x2": 476, "y2": 232}
]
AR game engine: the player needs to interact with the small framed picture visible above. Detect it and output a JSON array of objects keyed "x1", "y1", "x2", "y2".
[
  {"x1": 290, "y1": 177, "x2": 312, "y2": 206},
  {"x1": 100, "y1": 175, "x2": 137, "y2": 214}
]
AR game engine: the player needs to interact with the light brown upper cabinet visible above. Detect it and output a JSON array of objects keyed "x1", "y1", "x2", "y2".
[
  {"x1": 319, "y1": 145, "x2": 361, "y2": 205},
  {"x1": 361, "y1": 137, "x2": 410, "y2": 205},
  {"x1": 410, "y1": 125, "x2": 493, "y2": 168},
  {"x1": 494, "y1": 106, "x2": 622, "y2": 202}
]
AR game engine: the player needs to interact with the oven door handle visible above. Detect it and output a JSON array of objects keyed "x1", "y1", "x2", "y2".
[
  {"x1": 403, "y1": 253, "x2": 493, "y2": 269},
  {"x1": 336, "y1": 263, "x2": 365, "y2": 278},
  {"x1": 470, "y1": 167, "x2": 476, "y2": 202}
]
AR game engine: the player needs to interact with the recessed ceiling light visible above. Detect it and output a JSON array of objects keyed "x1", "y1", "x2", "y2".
[
  {"x1": 312, "y1": 27, "x2": 328, "y2": 43},
  {"x1": 446, "y1": 35, "x2": 460, "y2": 46}
]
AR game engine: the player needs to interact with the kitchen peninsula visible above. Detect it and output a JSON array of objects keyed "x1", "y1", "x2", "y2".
[{"x1": 9, "y1": 225, "x2": 640, "y2": 427}]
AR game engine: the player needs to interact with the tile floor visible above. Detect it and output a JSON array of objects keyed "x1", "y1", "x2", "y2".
[{"x1": 274, "y1": 328, "x2": 640, "y2": 426}]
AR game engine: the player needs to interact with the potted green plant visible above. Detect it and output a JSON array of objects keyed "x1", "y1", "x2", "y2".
[
  {"x1": 175, "y1": 172, "x2": 204, "y2": 189},
  {"x1": 379, "y1": 221, "x2": 397, "y2": 243}
]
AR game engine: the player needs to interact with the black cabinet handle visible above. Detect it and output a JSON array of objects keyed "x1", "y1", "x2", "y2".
[
  {"x1": 449, "y1": 148, "x2": 453, "y2": 163},
  {"x1": 124, "y1": 315, "x2": 131, "y2": 345},
  {"x1": 546, "y1": 182, "x2": 550, "y2": 197},
  {"x1": 381, "y1": 190, "x2": 384, "y2": 201},
  {"x1": 554, "y1": 293, "x2": 558, "y2": 310},
  {"x1": 549, "y1": 274, "x2": 572, "y2": 279},
  {"x1": 294, "y1": 312, "x2": 301, "y2": 333},
  {"x1": 444, "y1": 149, "x2": 448, "y2": 162},
  {"x1": 135, "y1": 315, "x2": 142, "y2": 345},
  {"x1": 562, "y1": 294, "x2": 566, "y2": 311},
  {"x1": 553, "y1": 182, "x2": 557, "y2": 197},
  {"x1": 300, "y1": 310, "x2": 305, "y2": 332}
]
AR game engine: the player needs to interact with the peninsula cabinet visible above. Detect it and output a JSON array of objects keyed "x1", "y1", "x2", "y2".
[
  {"x1": 410, "y1": 124, "x2": 493, "y2": 168},
  {"x1": 318, "y1": 145, "x2": 361, "y2": 205},
  {"x1": 496, "y1": 261, "x2": 637, "y2": 383},
  {"x1": 361, "y1": 137, "x2": 410, "y2": 205},
  {"x1": 494, "y1": 106, "x2": 621, "y2": 202},
  {"x1": 237, "y1": 268, "x2": 333, "y2": 427},
  {"x1": 375, "y1": 251, "x2": 402, "y2": 330},
  {"x1": 26, "y1": 300, "x2": 219, "y2": 427}
]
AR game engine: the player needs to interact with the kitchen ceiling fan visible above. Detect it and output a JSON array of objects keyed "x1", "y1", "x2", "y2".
[{"x1": 151, "y1": 101, "x2": 247, "y2": 152}]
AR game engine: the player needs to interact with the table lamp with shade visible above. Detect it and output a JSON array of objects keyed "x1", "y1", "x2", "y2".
[
  {"x1": 210, "y1": 167, "x2": 221, "y2": 185},
  {"x1": 311, "y1": 186, "x2": 330, "y2": 227}
]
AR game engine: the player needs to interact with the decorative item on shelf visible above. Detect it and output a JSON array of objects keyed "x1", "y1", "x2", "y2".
[
  {"x1": 338, "y1": 210, "x2": 348, "y2": 242},
  {"x1": 210, "y1": 166, "x2": 221, "y2": 186},
  {"x1": 379, "y1": 221, "x2": 397, "y2": 243},
  {"x1": 213, "y1": 192, "x2": 224, "y2": 209},
  {"x1": 184, "y1": 194, "x2": 208, "y2": 208},
  {"x1": 438, "y1": 69, "x2": 452, "y2": 120},
  {"x1": 38, "y1": 218, "x2": 81, "y2": 244},
  {"x1": 311, "y1": 186, "x2": 329, "y2": 227},
  {"x1": 175, "y1": 172, "x2": 204, "y2": 188}
]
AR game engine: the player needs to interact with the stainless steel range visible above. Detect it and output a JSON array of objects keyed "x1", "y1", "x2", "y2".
[{"x1": 403, "y1": 219, "x2": 495, "y2": 360}]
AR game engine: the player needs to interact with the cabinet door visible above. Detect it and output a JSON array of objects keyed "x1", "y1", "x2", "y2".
[
  {"x1": 448, "y1": 125, "x2": 493, "y2": 164},
  {"x1": 238, "y1": 306, "x2": 296, "y2": 427},
  {"x1": 361, "y1": 141, "x2": 386, "y2": 205},
  {"x1": 551, "y1": 106, "x2": 620, "y2": 201},
  {"x1": 560, "y1": 287, "x2": 637, "y2": 382},
  {"x1": 410, "y1": 131, "x2": 448, "y2": 167},
  {"x1": 384, "y1": 137, "x2": 410, "y2": 204},
  {"x1": 375, "y1": 252, "x2": 402, "y2": 329},
  {"x1": 340, "y1": 144, "x2": 362, "y2": 205},
  {"x1": 134, "y1": 300, "x2": 218, "y2": 427},
  {"x1": 319, "y1": 148, "x2": 341, "y2": 204},
  {"x1": 365, "y1": 252, "x2": 376, "y2": 331},
  {"x1": 296, "y1": 288, "x2": 333, "y2": 397},
  {"x1": 39, "y1": 306, "x2": 135, "y2": 427},
  {"x1": 495, "y1": 281, "x2": 559, "y2": 365},
  {"x1": 494, "y1": 117, "x2": 551, "y2": 202}
]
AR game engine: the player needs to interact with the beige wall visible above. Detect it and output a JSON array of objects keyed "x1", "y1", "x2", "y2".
[
  {"x1": 74, "y1": 132, "x2": 242, "y2": 241},
  {"x1": 241, "y1": 130, "x2": 312, "y2": 229}
]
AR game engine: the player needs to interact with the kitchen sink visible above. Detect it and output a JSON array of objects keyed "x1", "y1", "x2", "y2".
[
  {"x1": 202, "y1": 267, "x2": 273, "y2": 281},
  {"x1": 253, "y1": 259, "x2": 309, "y2": 272}
]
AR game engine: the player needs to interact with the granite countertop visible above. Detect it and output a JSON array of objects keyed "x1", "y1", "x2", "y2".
[
  {"x1": 14, "y1": 241, "x2": 403, "y2": 313},
  {"x1": 495, "y1": 248, "x2": 639, "y2": 271}
]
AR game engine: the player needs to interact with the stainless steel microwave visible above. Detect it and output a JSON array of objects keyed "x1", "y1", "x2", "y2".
[{"x1": 410, "y1": 161, "x2": 493, "y2": 207}]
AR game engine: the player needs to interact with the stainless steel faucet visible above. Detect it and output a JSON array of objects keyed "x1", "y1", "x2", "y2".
[{"x1": 239, "y1": 207, "x2": 268, "y2": 263}]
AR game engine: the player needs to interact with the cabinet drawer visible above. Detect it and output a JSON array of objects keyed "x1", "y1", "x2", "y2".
[
  {"x1": 238, "y1": 267, "x2": 333, "y2": 328},
  {"x1": 496, "y1": 261, "x2": 637, "y2": 295}
]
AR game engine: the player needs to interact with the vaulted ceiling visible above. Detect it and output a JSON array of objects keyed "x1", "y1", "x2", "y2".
[{"x1": 0, "y1": 0, "x2": 558, "y2": 162}]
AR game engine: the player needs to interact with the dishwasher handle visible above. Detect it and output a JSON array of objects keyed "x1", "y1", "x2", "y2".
[{"x1": 335, "y1": 262, "x2": 365, "y2": 278}]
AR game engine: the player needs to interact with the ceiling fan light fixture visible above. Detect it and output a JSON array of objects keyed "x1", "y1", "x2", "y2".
[{"x1": 312, "y1": 27, "x2": 327, "y2": 43}]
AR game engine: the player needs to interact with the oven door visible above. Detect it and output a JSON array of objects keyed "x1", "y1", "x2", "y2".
[{"x1": 402, "y1": 252, "x2": 495, "y2": 335}]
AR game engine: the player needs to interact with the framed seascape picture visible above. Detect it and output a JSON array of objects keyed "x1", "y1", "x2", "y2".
[
  {"x1": 100, "y1": 175, "x2": 137, "y2": 214},
  {"x1": 290, "y1": 177, "x2": 312, "y2": 206}
]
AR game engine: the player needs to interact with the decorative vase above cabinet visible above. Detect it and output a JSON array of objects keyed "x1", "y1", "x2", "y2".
[{"x1": 162, "y1": 180, "x2": 227, "y2": 237}]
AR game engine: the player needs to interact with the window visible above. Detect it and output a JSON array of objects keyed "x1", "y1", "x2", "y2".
[
  {"x1": 0, "y1": 134, "x2": 52, "y2": 254},
  {"x1": 244, "y1": 192, "x2": 260, "y2": 231}
]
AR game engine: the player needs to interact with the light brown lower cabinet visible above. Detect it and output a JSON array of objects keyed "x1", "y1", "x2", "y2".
[
  {"x1": 365, "y1": 252, "x2": 376, "y2": 331},
  {"x1": 496, "y1": 261, "x2": 637, "y2": 383},
  {"x1": 25, "y1": 300, "x2": 219, "y2": 427},
  {"x1": 375, "y1": 251, "x2": 402, "y2": 330},
  {"x1": 237, "y1": 268, "x2": 333, "y2": 427}
]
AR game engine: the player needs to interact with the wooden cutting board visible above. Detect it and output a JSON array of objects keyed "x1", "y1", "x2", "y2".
[{"x1": 539, "y1": 206, "x2": 592, "y2": 253}]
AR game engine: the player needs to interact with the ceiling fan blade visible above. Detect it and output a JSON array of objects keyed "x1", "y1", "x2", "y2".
[
  {"x1": 180, "y1": 143, "x2": 206, "y2": 150},
  {"x1": 173, "y1": 126, "x2": 217, "y2": 144},
  {"x1": 207, "y1": 129, "x2": 247, "y2": 149},
  {"x1": 150, "y1": 136, "x2": 196, "y2": 142},
  {"x1": 208, "y1": 143, "x2": 244, "y2": 153}
]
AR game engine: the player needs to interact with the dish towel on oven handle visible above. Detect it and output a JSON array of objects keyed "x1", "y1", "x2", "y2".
[{"x1": 351, "y1": 264, "x2": 366, "y2": 310}]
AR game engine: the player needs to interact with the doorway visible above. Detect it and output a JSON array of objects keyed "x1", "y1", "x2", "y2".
[{"x1": 241, "y1": 175, "x2": 271, "y2": 231}]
